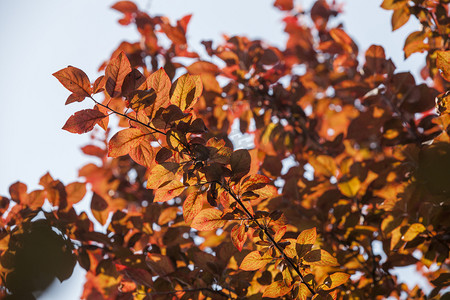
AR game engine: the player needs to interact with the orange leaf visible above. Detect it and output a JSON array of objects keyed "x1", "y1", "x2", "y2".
[
  {"x1": 129, "y1": 142, "x2": 154, "y2": 168},
  {"x1": 391, "y1": 5, "x2": 410, "y2": 31},
  {"x1": 296, "y1": 227, "x2": 316, "y2": 258},
  {"x1": 146, "y1": 163, "x2": 181, "y2": 189},
  {"x1": 274, "y1": 226, "x2": 286, "y2": 242},
  {"x1": 403, "y1": 223, "x2": 426, "y2": 242},
  {"x1": 53, "y1": 66, "x2": 92, "y2": 98},
  {"x1": 183, "y1": 188, "x2": 204, "y2": 223},
  {"x1": 62, "y1": 109, "x2": 107, "y2": 134},
  {"x1": 26, "y1": 190, "x2": 45, "y2": 209},
  {"x1": 154, "y1": 181, "x2": 185, "y2": 203},
  {"x1": 146, "y1": 68, "x2": 172, "y2": 115},
  {"x1": 436, "y1": 51, "x2": 450, "y2": 81},
  {"x1": 403, "y1": 31, "x2": 428, "y2": 59},
  {"x1": 108, "y1": 128, "x2": 146, "y2": 157},
  {"x1": 231, "y1": 224, "x2": 247, "y2": 251},
  {"x1": 9, "y1": 181, "x2": 27, "y2": 204},
  {"x1": 111, "y1": 1, "x2": 138, "y2": 13},
  {"x1": 240, "y1": 250, "x2": 272, "y2": 271},
  {"x1": 170, "y1": 74, "x2": 202, "y2": 111},
  {"x1": 105, "y1": 51, "x2": 132, "y2": 97},
  {"x1": 262, "y1": 280, "x2": 293, "y2": 298},
  {"x1": 321, "y1": 272, "x2": 350, "y2": 290},
  {"x1": 191, "y1": 208, "x2": 226, "y2": 231},
  {"x1": 66, "y1": 182, "x2": 86, "y2": 205},
  {"x1": 303, "y1": 249, "x2": 339, "y2": 266},
  {"x1": 297, "y1": 283, "x2": 312, "y2": 300}
]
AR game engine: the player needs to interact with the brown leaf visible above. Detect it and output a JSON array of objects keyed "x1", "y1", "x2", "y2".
[
  {"x1": 62, "y1": 109, "x2": 107, "y2": 134},
  {"x1": 105, "y1": 51, "x2": 132, "y2": 97},
  {"x1": 53, "y1": 66, "x2": 92, "y2": 98}
]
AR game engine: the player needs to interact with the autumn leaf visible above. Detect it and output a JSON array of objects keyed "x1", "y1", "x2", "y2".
[
  {"x1": 146, "y1": 68, "x2": 172, "y2": 115},
  {"x1": 337, "y1": 177, "x2": 361, "y2": 198},
  {"x1": 391, "y1": 5, "x2": 410, "y2": 31},
  {"x1": 9, "y1": 181, "x2": 27, "y2": 204},
  {"x1": 53, "y1": 66, "x2": 92, "y2": 98},
  {"x1": 62, "y1": 109, "x2": 107, "y2": 134},
  {"x1": 129, "y1": 142, "x2": 154, "y2": 168},
  {"x1": 403, "y1": 223, "x2": 426, "y2": 242},
  {"x1": 153, "y1": 181, "x2": 185, "y2": 203},
  {"x1": 296, "y1": 227, "x2": 316, "y2": 258},
  {"x1": 230, "y1": 149, "x2": 251, "y2": 181},
  {"x1": 274, "y1": 0, "x2": 293, "y2": 11},
  {"x1": 146, "y1": 162, "x2": 181, "y2": 189},
  {"x1": 231, "y1": 224, "x2": 247, "y2": 251},
  {"x1": 66, "y1": 182, "x2": 86, "y2": 206},
  {"x1": 105, "y1": 51, "x2": 132, "y2": 97},
  {"x1": 183, "y1": 189, "x2": 204, "y2": 223},
  {"x1": 321, "y1": 272, "x2": 350, "y2": 290},
  {"x1": 262, "y1": 280, "x2": 293, "y2": 298},
  {"x1": 436, "y1": 51, "x2": 450, "y2": 81},
  {"x1": 303, "y1": 249, "x2": 339, "y2": 266},
  {"x1": 170, "y1": 74, "x2": 202, "y2": 111},
  {"x1": 240, "y1": 250, "x2": 272, "y2": 271},
  {"x1": 108, "y1": 128, "x2": 146, "y2": 157},
  {"x1": 191, "y1": 208, "x2": 226, "y2": 231}
]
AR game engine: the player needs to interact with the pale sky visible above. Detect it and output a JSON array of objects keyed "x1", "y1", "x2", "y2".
[{"x1": 0, "y1": 0, "x2": 427, "y2": 298}]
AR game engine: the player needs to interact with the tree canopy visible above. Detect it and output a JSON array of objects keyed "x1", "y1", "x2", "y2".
[{"x1": 0, "y1": 0, "x2": 449, "y2": 299}]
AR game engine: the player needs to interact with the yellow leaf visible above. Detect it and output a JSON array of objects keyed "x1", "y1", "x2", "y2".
[
  {"x1": 183, "y1": 188, "x2": 204, "y2": 223},
  {"x1": 403, "y1": 223, "x2": 426, "y2": 242},
  {"x1": 240, "y1": 250, "x2": 272, "y2": 271},
  {"x1": 296, "y1": 227, "x2": 316, "y2": 258},
  {"x1": 338, "y1": 177, "x2": 361, "y2": 198},
  {"x1": 321, "y1": 272, "x2": 350, "y2": 290},
  {"x1": 303, "y1": 249, "x2": 339, "y2": 267}
]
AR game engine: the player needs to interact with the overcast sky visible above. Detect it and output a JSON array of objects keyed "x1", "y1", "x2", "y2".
[{"x1": 0, "y1": 0, "x2": 427, "y2": 298}]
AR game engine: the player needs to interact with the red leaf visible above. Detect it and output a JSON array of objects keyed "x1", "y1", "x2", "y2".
[
  {"x1": 105, "y1": 51, "x2": 132, "y2": 97},
  {"x1": 274, "y1": 0, "x2": 294, "y2": 11},
  {"x1": 53, "y1": 66, "x2": 92, "y2": 98},
  {"x1": 191, "y1": 208, "x2": 226, "y2": 231},
  {"x1": 62, "y1": 109, "x2": 107, "y2": 134},
  {"x1": 231, "y1": 224, "x2": 247, "y2": 251},
  {"x1": 9, "y1": 181, "x2": 27, "y2": 204},
  {"x1": 108, "y1": 128, "x2": 146, "y2": 157},
  {"x1": 111, "y1": 1, "x2": 138, "y2": 13}
]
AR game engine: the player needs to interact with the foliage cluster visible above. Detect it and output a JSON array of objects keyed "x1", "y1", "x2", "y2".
[{"x1": 0, "y1": 0, "x2": 449, "y2": 299}]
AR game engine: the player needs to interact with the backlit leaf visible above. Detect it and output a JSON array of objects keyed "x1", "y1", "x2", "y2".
[
  {"x1": 262, "y1": 280, "x2": 293, "y2": 298},
  {"x1": 53, "y1": 66, "x2": 92, "y2": 98},
  {"x1": 191, "y1": 208, "x2": 226, "y2": 231},
  {"x1": 337, "y1": 177, "x2": 361, "y2": 198},
  {"x1": 240, "y1": 250, "x2": 272, "y2": 271},
  {"x1": 303, "y1": 249, "x2": 338, "y2": 266},
  {"x1": 321, "y1": 272, "x2": 350, "y2": 290},
  {"x1": 274, "y1": 0, "x2": 294, "y2": 11},
  {"x1": 146, "y1": 68, "x2": 172, "y2": 116},
  {"x1": 170, "y1": 74, "x2": 202, "y2": 111},
  {"x1": 62, "y1": 109, "x2": 107, "y2": 134},
  {"x1": 296, "y1": 227, "x2": 316, "y2": 258},
  {"x1": 436, "y1": 51, "x2": 450, "y2": 81},
  {"x1": 108, "y1": 128, "x2": 146, "y2": 157},
  {"x1": 146, "y1": 162, "x2": 181, "y2": 189},
  {"x1": 129, "y1": 142, "x2": 154, "y2": 168},
  {"x1": 154, "y1": 181, "x2": 185, "y2": 203},
  {"x1": 231, "y1": 224, "x2": 247, "y2": 251},
  {"x1": 105, "y1": 51, "x2": 132, "y2": 97},
  {"x1": 183, "y1": 188, "x2": 204, "y2": 223},
  {"x1": 403, "y1": 223, "x2": 426, "y2": 242}
]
